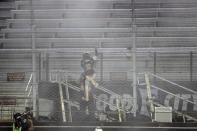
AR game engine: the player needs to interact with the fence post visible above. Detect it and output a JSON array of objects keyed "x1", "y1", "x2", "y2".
[
  {"x1": 58, "y1": 73, "x2": 66, "y2": 122},
  {"x1": 65, "y1": 76, "x2": 72, "y2": 122},
  {"x1": 116, "y1": 98, "x2": 122, "y2": 122},
  {"x1": 145, "y1": 73, "x2": 154, "y2": 122}
]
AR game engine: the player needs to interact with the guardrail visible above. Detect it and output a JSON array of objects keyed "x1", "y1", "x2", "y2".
[
  {"x1": 49, "y1": 70, "x2": 134, "y2": 122},
  {"x1": 140, "y1": 72, "x2": 197, "y2": 122},
  {"x1": 25, "y1": 73, "x2": 33, "y2": 107}
]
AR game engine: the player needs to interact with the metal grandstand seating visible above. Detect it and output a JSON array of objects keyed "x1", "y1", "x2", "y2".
[{"x1": 1, "y1": 0, "x2": 197, "y2": 122}]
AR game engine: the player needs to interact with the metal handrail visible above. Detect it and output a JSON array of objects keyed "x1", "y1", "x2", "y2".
[
  {"x1": 50, "y1": 70, "x2": 134, "y2": 122},
  {"x1": 65, "y1": 82, "x2": 134, "y2": 114},
  {"x1": 25, "y1": 73, "x2": 33, "y2": 91},
  {"x1": 151, "y1": 85, "x2": 197, "y2": 106},
  {"x1": 149, "y1": 73, "x2": 197, "y2": 95},
  {"x1": 50, "y1": 70, "x2": 124, "y2": 98},
  {"x1": 140, "y1": 72, "x2": 197, "y2": 122},
  {"x1": 25, "y1": 73, "x2": 33, "y2": 107}
]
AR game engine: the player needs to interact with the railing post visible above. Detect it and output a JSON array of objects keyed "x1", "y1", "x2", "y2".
[
  {"x1": 116, "y1": 98, "x2": 122, "y2": 122},
  {"x1": 25, "y1": 73, "x2": 33, "y2": 107},
  {"x1": 58, "y1": 73, "x2": 66, "y2": 122},
  {"x1": 65, "y1": 76, "x2": 72, "y2": 122},
  {"x1": 145, "y1": 73, "x2": 154, "y2": 122}
]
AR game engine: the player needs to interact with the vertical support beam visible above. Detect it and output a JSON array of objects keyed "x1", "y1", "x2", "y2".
[
  {"x1": 131, "y1": 0, "x2": 137, "y2": 117},
  {"x1": 190, "y1": 52, "x2": 193, "y2": 82},
  {"x1": 32, "y1": 25, "x2": 38, "y2": 119},
  {"x1": 40, "y1": 53, "x2": 44, "y2": 81},
  {"x1": 38, "y1": 53, "x2": 41, "y2": 82},
  {"x1": 100, "y1": 34, "x2": 105, "y2": 82},
  {"x1": 30, "y1": 0, "x2": 39, "y2": 119},
  {"x1": 153, "y1": 52, "x2": 157, "y2": 81},
  {"x1": 152, "y1": 0, "x2": 159, "y2": 77},
  {"x1": 65, "y1": 78, "x2": 72, "y2": 122},
  {"x1": 58, "y1": 82, "x2": 66, "y2": 122},
  {"x1": 132, "y1": 25, "x2": 137, "y2": 117},
  {"x1": 154, "y1": 52, "x2": 157, "y2": 74},
  {"x1": 46, "y1": 53, "x2": 49, "y2": 81},
  {"x1": 145, "y1": 73, "x2": 154, "y2": 122},
  {"x1": 116, "y1": 98, "x2": 122, "y2": 122},
  {"x1": 100, "y1": 53, "x2": 103, "y2": 82}
]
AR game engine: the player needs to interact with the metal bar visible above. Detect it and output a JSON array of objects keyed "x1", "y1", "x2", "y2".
[
  {"x1": 93, "y1": 96, "x2": 127, "y2": 113},
  {"x1": 3, "y1": 37, "x2": 197, "y2": 43},
  {"x1": 30, "y1": 0, "x2": 39, "y2": 119},
  {"x1": 58, "y1": 82, "x2": 66, "y2": 122},
  {"x1": 149, "y1": 73, "x2": 197, "y2": 94},
  {"x1": 3, "y1": 26, "x2": 197, "y2": 33},
  {"x1": 5, "y1": 18, "x2": 146, "y2": 23},
  {"x1": 12, "y1": 126, "x2": 197, "y2": 129},
  {"x1": 190, "y1": 52, "x2": 193, "y2": 82},
  {"x1": 6, "y1": 26, "x2": 197, "y2": 33},
  {"x1": 15, "y1": 0, "x2": 131, "y2": 4},
  {"x1": 32, "y1": 26, "x2": 38, "y2": 118},
  {"x1": 67, "y1": 80, "x2": 122, "y2": 98},
  {"x1": 11, "y1": 9, "x2": 132, "y2": 13},
  {"x1": 153, "y1": 52, "x2": 156, "y2": 78},
  {"x1": 14, "y1": 0, "x2": 197, "y2": 4},
  {"x1": 64, "y1": 99, "x2": 80, "y2": 110},
  {"x1": 151, "y1": 85, "x2": 197, "y2": 106},
  {"x1": 132, "y1": 0, "x2": 137, "y2": 117},
  {"x1": 116, "y1": 98, "x2": 122, "y2": 122},
  {"x1": 145, "y1": 73, "x2": 154, "y2": 122},
  {"x1": 100, "y1": 53, "x2": 103, "y2": 82},
  {"x1": 25, "y1": 73, "x2": 33, "y2": 91},
  {"x1": 66, "y1": 82, "x2": 130, "y2": 113},
  {"x1": 6, "y1": 24, "x2": 197, "y2": 32},
  {"x1": 66, "y1": 83, "x2": 80, "y2": 92},
  {"x1": 10, "y1": 7, "x2": 197, "y2": 13},
  {"x1": 65, "y1": 79, "x2": 72, "y2": 122},
  {"x1": 2, "y1": 28, "x2": 133, "y2": 33},
  {"x1": 28, "y1": 86, "x2": 33, "y2": 97},
  {"x1": 25, "y1": 85, "x2": 33, "y2": 107},
  {"x1": 7, "y1": 17, "x2": 197, "y2": 24},
  {"x1": 94, "y1": 85, "x2": 122, "y2": 98},
  {"x1": 46, "y1": 53, "x2": 49, "y2": 81},
  {"x1": 65, "y1": 82, "x2": 132, "y2": 113},
  {"x1": 2, "y1": 47, "x2": 197, "y2": 53},
  {"x1": 136, "y1": 47, "x2": 197, "y2": 53},
  {"x1": 39, "y1": 53, "x2": 41, "y2": 81}
]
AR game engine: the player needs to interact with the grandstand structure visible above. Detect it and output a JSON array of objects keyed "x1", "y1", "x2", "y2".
[{"x1": 0, "y1": 0, "x2": 197, "y2": 130}]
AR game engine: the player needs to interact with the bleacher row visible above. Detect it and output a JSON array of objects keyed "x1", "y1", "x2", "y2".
[
  {"x1": 1, "y1": 0, "x2": 197, "y2": 48},
  {"x1": 0, "y1": 0, "x2": 197, "y2": 81}
]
